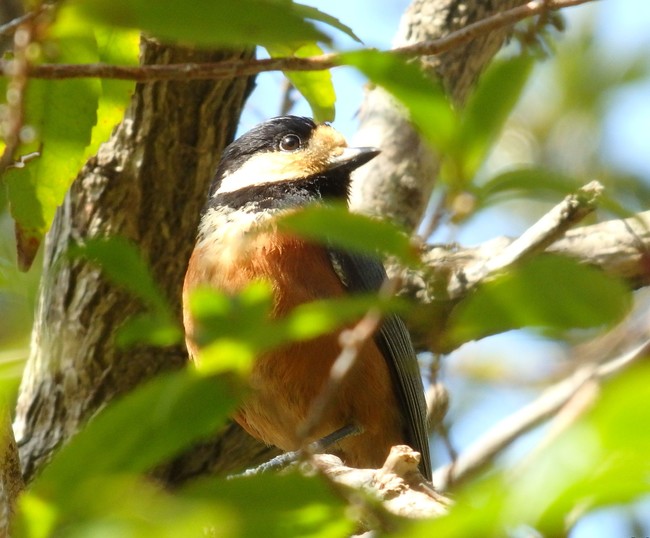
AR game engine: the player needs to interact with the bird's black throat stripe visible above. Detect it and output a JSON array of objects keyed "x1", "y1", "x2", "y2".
[{"x1": 206, "y1": 170, "x2": 350, "y2": 213}]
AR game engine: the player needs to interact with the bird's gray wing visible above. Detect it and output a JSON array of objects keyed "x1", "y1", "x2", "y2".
[{"x1": 328, "y1": 248, "x2": 432, "y2": 480}]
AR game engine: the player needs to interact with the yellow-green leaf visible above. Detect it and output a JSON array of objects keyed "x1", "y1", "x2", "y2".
[{"x1": 267, "y1": 43, "x2": 336, "y2": 122}]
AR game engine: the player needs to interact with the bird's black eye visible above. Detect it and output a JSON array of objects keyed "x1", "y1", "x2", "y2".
[{"x1": 279, "y1": 134, "x2": 301, "y2": 152}]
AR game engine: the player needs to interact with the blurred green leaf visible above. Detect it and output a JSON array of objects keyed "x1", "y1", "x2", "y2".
[
  {"x1": 277, "y1": 204, "x2": 420, "y2": 267},
  {"x1": 514, "y1": 364, "x2": 650, "y2": 534},
  {"x1": 116, "y1": 313, "x2": 182, "y2": 348},
  {"x1": 182, "y1": 472, "x2": 353, "y2": 538},
  {"x1": 76, "y1": 0, "x2": 348, "y2": 47},
  {"x1": 446, "y1": 55, "x2": 534, "y2": 186},
  {"x1": 282, "y1": 293, "x2": 404, "y2": 341},
  {"x1": 17, "y1": 493, "x2": 59, "y2": 538},
  {"x1": 405, "y1": 364, "x2": 650, "y2": 537},
  {"x1": 4, "y1": 7, "x2": 100, "y2": 265},
  {"x1": 32, "y1": 369, "x2": 239, "y2": 497},
  {"x1": 197, "y1": 339, "x2": 257, "y2": 376},
  {"x1": 188, "y1": 282, "x2": 275, "y2": 352},
  {"x1": 18, "y1": 475, "x2": 225, "y2": 538},
  {"x1": 267, "y1": 43, "x2": 336, "y2": 122},
  {"x1": 476, "y1": 167, "x2": 583, "y2": 206},
  {"x1": 449, "y1": 255, "x2": 631, "y2": 344},
  {"x1": 475, "y1": 167, "x2": 649, "y2": 223},
  {"x1": 343, "y1": 50, "x2": 458, "y2": 154},
  {"x1": 20, "y1": 471, "x2": 351, "y2": 537},
  {"x1": 189, "y1": 281, "x2": 402, "y2": 356}
]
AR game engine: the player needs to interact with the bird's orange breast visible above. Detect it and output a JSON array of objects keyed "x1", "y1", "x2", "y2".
[{"x1": 184, "y1": 227, "x2": 405, "y2": 468}]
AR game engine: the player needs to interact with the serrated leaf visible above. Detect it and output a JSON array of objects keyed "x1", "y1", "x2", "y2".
[
  {"x1": 277, "y1": 204, "x2": 420, "y2": 267},
  {"x1": 343, "y1": 50, "x2": 458, "y2": 154},
  {"x1": 76, "y1": 0, "x2": 343, "y2": 47},
  {"x1": 267, "y1": 43, "x2": 336, "y2": 122},
  {"x1": 447, "y1": 55, "x2": 534, "y2": 185},
  {"x1": 448, "y1": 255, "x2": 631, "y2": 344},
  {"x1": 3, "y1": 7, "x2": 101, "y2": 270},
  {"x1": 32, "y1": 370, "x2": 239, "y2": 497}
]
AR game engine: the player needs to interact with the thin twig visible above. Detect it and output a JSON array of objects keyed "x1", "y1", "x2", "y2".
[
  {"x1": 0, "y1": 4, "x2": 52, "y2": 37},
  {"x1": 432, "y1": 339, "x2": 650, "y2": 491},
  {"x1": 449, "y1": 181, "x2": 603, "y2": 298},
  {"x1": 0, "y1": 24, "x2": 31, "y2": 175},
  {"x1": 0, "y1": 0, "x2": 597, "y2": 83},
  {"x1": 297, "y1": 277, "x2": 401, "y2": 446}
]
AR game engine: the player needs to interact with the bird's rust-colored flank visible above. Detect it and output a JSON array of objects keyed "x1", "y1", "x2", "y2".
[
  {"x1": 185, "y1": 228, "x2": 403, "y2": 467},
  {"x1": 183, "y1": 116, "x2": 431, "y2": 476}
]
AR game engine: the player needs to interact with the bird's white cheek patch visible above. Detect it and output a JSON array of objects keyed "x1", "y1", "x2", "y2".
[
  {"x1": 216, "y1": 152, "x2": 307, "y2": 194},
  {"x1": 214, "y1": 125, "x2": 348, "y2": 196}
]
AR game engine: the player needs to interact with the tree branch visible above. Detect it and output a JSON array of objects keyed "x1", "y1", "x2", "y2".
[
  {"x1": 450, "y1": 181, "x2": 603, "y2": 298},
  {"x1": 310, "y1": 446, "x2": 450, "y2": 523},
  {"x1": 399, "y1": 179, "x2": 650, "y2": 353},
  {"x1": 0, "y1": 0, "x2": 596, "y2": 83},
  {"x1": 431, "y1": 339, "x2": 650, "y2": 491}
]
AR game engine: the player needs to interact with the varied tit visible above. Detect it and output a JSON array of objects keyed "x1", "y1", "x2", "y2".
[{"x1": 183, "y1": 115, "x2": 431, "y2": 479}]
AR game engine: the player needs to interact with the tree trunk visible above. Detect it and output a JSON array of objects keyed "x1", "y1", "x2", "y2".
[
  {"x1": 351, "y1": 0, "x2": 526, "y2": 231},
  {"x1": 13, "y1": 38, "x2": 256, "y2": 481}
]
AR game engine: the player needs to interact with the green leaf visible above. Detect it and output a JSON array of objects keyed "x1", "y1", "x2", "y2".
[
  {"x1": 292, "y1": 4, "x2": 361, "y2": 43},
  {"x1": 476, "y1": 167, "x2": 583, "y2": 206},
  {"x1": 510, "y1": 363, "x2": 650, "y2": 534},
  {"x1": 447, "y1": 55, "x2": 534, "y2": 185},
  {"x1": 403, "y1": 366, "x2": 650, "y2": 537},
  {"x1": 188, "y1": 282, "x2": 275, "y2": 354},
  {"x1": 76, "y1": 0, "x2": 346, "y2": 47},
  {"x1": 32, "y1": 369, "x2": 239, "y2": 497},
  {"x1": 20, "y1": 471, "x2": 351, "y2": 537},
  {"x1": 267, "y1": 43, "x2": 336, "y2": 122},
  {"x1": 115, "y1": 313, "x2": 182, "y2": 348},
  {"x1": 3, "y1": 7, "x2": 100, "y2": 266},
  {"x1": 448, "y1": 255, "x2": 631, "y2": 344},
  {"x1": 182, "y1": 472, "x2": 353, "y2": 538},
  {"x1": 86, "y1": 25, "x2": 139, "y2": 158},
  {"x1": 281, "y1": 293, "x2": 404, "y2": 341},
  {"x1": 277, "y1": 204, "x2": 420, "y2": 267},
  {"x1": 188, "y1": 282, "x2": 401, "y2": 357},
  {"x1": 18, "y1": 475, "x2": 225, "y2": 538},
  {"x1": 343, "y1": 50, "x2": 458, "y2": 154}
]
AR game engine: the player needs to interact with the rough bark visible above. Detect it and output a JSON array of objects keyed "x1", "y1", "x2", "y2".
[
  {"x1": 13, "y1": 38, "x2": 257, "y2": 481},
  {"x1": 351, "y1": 0, "x2": 527, "y2": 231},
  {"x1": 0, "y1": 407, "x2": 22, "y2": 535}
]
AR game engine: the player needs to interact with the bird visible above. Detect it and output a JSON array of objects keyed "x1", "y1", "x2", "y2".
[{"x1": 183, "y1": 115, "x2": 431, "y2": 479}]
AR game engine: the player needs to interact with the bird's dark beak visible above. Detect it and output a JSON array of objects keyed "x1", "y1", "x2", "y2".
[{"x1": 327, "y1": 146, "x2": 380, "y2": 173}]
